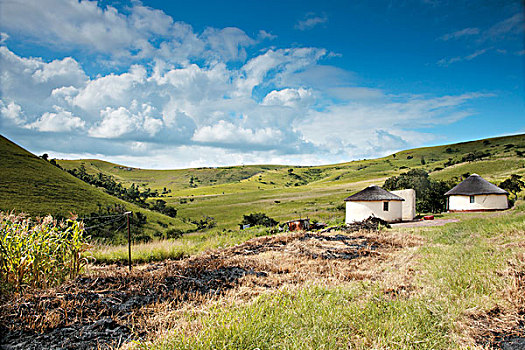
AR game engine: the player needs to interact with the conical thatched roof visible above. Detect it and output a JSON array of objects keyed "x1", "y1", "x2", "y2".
[
  {"x1": 445, "y1": 174, "x2": 508, "y2": 196},
  {"x1": 344, "y1": 185, "x2": 404, "y2": 201}
]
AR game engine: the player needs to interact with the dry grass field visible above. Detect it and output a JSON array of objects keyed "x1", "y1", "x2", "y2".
[{"x1": 2, "y1": 203, "x2": 524, "y2": 349}]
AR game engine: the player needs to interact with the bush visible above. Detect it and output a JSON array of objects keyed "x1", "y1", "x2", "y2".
[
  {"x1": 241, "y1": 213, "x2": 278, "y2": 227},
  {"x1": 166, "y1": 228, "x2": 184, "y2": 239},
  {"x1": 383, "y1": 169, "x2": 454, "y2": 213},
  {"x1": 0, "y1": 212, "x2": 90, "y2": 291}
]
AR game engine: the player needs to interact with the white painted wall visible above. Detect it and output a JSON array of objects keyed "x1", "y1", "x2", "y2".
[
  {"x1": 345, "y1": 200, "x2": 403, "y2": 223},
  {"x1": 448, "y1": 194, "x2": 508, "y2": 211},
  {"x1": 391, "y1": 189, "x2": 416, "y2": 221}
]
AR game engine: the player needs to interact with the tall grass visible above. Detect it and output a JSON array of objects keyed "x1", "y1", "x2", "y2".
[
  {"x1": 0, "y1": 212, "x2": 90, "y2": 291},
  {"x1": 145, "y1": 286, "x2": 450, "y2": 350},
  {"x1": 92, "y1": 226, "x2": 278, "y2": 264}
]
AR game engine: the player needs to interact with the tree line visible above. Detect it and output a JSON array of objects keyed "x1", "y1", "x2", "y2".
[{"x1": 66, "y1": 165, "x2": 178, "y2": 218}]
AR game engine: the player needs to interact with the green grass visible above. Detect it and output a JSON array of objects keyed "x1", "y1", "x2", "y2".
[
  {"x1": 91, "y1": 226, "x2": 277, "y2": 264},
  {"x1": 141, "y1": 203, "x2": 525, "y2": 349},
  {"x1": 146, "y1": 287, "x2": 449, "y2": 350},
  {"x1": 0, "y1": 135, "x2": 192, "y2": 236},
  {"x1": 3, "y1": 133, "x2": 525, "y2": 234},
  {"x1": 56, "y1": 134, "x2": 525, "y2": 230}
]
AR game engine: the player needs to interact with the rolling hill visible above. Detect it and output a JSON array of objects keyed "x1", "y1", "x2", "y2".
[
  {"x1": 0, "y1": 135, "x2": 191, "y2": 235},
  {"x1": 56, "y1": 133, "x2": 525, "y2": 229}
]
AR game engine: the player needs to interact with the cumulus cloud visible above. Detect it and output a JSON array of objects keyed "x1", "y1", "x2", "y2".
[
  {"x1": 0, "y1": 100, "x2": 25, "y2": 125},
  {"x1": 262, "y1": 88, "x2": 313, "y2": 108},
  {"x1": 0, "y1": 0, "x2": 259, "y2": 64},
  {"x1": 192, "y1": 120, "x2": 283, "y2": 147},
  {"x1": 0, "y1": 2, "x2": 498, "y2": 167},
  {"x1": 202, "y1": 27, "x2": 256, "y2": 62},
  {"x1": 295, "y1": 13, "x2": 328, "y2": 31},
  {"x1": 28, "y1": 107, "x2": 85, "y2": 132}
]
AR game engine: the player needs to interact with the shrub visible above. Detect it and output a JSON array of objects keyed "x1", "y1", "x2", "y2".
[
  {"x1": 241, "y1": 213, "x2": 278, "y2": 227},
  {"x1": 0, "y1": 212, "x2": 90, "y2": 291},
  {"x1": 166, "y1": 228, "x2": 184, "y2": 239}
]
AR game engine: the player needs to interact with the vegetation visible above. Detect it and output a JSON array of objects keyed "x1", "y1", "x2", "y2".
[
  {"x1": 0, "y1": 135, "x2": 192, "y2": 240},
  {"x1": 92, "y1": 225, "x2": 278, "y2": 264},
  {"x1": 2, "y1": 133, "x2": 525, "y2": 235},
  {"x1": 142, "y1": 202, "x2": 525, "y2": 350},
  {"x1": 383, "y1": 169, "x2": 454, "y2": 213},
  {"x1": 240, "y1": 212, "x2": 279, "y2": 227},
  {"x1": 499, "y1": 174, "x2": 525, "y2": 198},
  {"x1": 56, "y1": 133, "x2": 525, "y2": 230},
  {"x1": 0, "y1": 212, "x2": 89, "y2": 292},
  {"x1": 66, "y1": 165, "x2": 178, "y2": 218}
]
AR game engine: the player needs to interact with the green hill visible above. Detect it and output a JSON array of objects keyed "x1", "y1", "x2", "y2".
[
  {"x1": 56, "y1": 134, "x2": 525, "y2": 229},
  {"x1": 0, "y1": 135, "x2": 191, "y2": 235}
]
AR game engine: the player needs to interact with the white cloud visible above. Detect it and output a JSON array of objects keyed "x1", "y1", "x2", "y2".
[
  {"x1": 0, "y1": 0, "x2": 260, "y2": 64},
  {"x1": 437, "y1": 48, "x2": 490, "y2": 66},
  {"x1": 299, "y1": 93, "x2": 491, "y2": 159},
  {"x1": 257, "y1": 30, "x2": 277, "y2": 41},
  {"x1": 439, "y1": 27, "x2": 479, "y2": 41},
  {"x1": 0, "y1": 100, "x2": 25, "y2": 125},
  {"x1": 28, "y1": 106, "x2": 85, "y2": 132},
  {"x1": 295, "y1": 13, "x2": 328, "y2": 31},
  {"x1": 483, "y1": 13, "x2": 524, "y2": 42},
  {"x1": 0, "y1": 6, "x2": 498, "y2": 169},
  {"x1": 73, "y1": 65, "x2": 146, "y2": 112},
  {"x1": 202, "y1": 27, "x2": 256, "y2": 62},
  {"x1": 325, "y1": 87, "x2": 384, "y2": 101},
  {"x1": 89, "y1": 107, "x2": 138, "y2": 138},
  {"x1": 262, "y1": 88, "x2": 313, "y2": 108},
  {"x1": 192, "y1": 120, "x2": 283, "y2": 146},
  {"x1": 0, "y1": 32, "x2": 8, "y2": 44}
]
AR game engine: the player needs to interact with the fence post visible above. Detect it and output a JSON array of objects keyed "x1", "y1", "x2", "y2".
[{"x1": 125, "y1": 211, "x2": 132, "y2": 271}]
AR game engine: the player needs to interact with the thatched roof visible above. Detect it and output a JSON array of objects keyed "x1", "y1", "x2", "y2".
[
  {"x1": 344, "y1": 185, "x2": 404, "y2": 201},
  {"x1": 445, "y1": 174, "x2": 508, "y2": 196}
]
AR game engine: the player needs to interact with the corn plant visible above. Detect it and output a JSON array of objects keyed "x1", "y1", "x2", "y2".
[{"x1": 0, "y1": 212, "x2": 91, "y2": 292}]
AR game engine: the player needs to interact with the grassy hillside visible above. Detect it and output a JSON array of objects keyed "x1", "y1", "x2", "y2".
[
  {"x1": 57, "y1": 134, "x2": 525, "y2": 229},
  {"x1": 0, "y1": 135, "x2": 192, "y2": 235}
]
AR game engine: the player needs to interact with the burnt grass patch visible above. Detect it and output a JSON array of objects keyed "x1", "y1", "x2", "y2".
[{"x1": 1, "y1": 229, "x2": 400, "y2": 350}]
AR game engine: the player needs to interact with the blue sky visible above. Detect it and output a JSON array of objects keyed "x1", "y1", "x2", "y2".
[{"x1": 0, "y1": 0, "x2": 523, "y2": 168}]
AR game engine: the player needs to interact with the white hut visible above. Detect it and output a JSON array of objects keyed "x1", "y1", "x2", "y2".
[
  {"x1": 345, "y1": 185, "x2": 404, "y2": 223},
  {"x1": 445, "y1": 174, "x2": 508, "y2": 212}
]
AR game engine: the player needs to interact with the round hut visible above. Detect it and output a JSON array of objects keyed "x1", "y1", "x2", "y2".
[
  {"x1": 344, "y1": 185, "x2": 404, "y2": 223},
  {"x1": 445, "y1": 174, "x2": 508, "y2": 212}
]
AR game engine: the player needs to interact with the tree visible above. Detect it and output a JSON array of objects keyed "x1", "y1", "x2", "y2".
[
  {"x1": 499, "y1": 174, "x2": 525, "y2": 198},
  {"x1": 241, "y1": 212, "x2": 278, "y2": 227},
  {"x1": 384, "y1": 169, "x2": 454, "y2": 213},
  {"x1": 40, "y1": 153, "x2": 49, "y2": 161}
]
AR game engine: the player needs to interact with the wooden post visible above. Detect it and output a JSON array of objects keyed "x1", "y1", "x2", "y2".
[{"x1": 125, "y1": 211, "x2": 132, "y2": 271}]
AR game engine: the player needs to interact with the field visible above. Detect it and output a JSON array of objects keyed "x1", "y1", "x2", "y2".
[
  {"x1": 1, "y1": 203, "x2": 524, "y2": 349},
  {"x1": 1, "y1": 133, "x2": 525, "y2": 349},
  {"x1": 0, "y1": 135, "x2": 192, "y2": 236},
  {"x1": 57, "y1": 134, "x2": 525, "y2": 230}
]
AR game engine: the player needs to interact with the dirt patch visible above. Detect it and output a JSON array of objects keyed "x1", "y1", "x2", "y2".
[
  {"x1": 0, "y1": 229, "x2": 418, "y2": 350},
  {"x1": 391, "y1": 218, "x2": 460, "y2": 227}
]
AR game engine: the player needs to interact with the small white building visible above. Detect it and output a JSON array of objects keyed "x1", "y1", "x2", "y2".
[
  {"x1": 445, "y1": 174, "x2": 508, "y2": 212},
  {"x1": 345, "y1": 185, "x2": 404, "y2": 223},
  {"x1": 391, "y1": 189, "x2": 416, "y2": 221}
]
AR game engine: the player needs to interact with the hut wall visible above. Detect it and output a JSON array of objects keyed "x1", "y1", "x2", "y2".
[
  {"x1": 448, "y1": 194, "x2": 508, "y2": 211},
  {"x1": 345, "y1": 200, "x2": 402, "y2": 223},
  {"x1": 391, "y1": 189, "x2": 416, "y2": 221}
]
